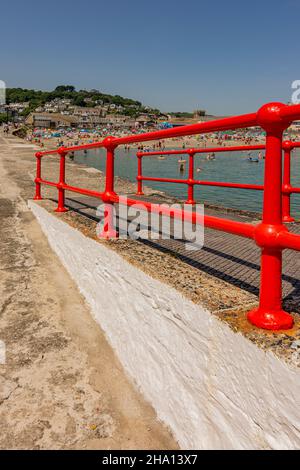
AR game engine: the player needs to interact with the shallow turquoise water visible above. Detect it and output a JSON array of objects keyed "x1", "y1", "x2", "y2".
[{"x1": 73, "y1": 148, "x2": 300, "y2": 218}]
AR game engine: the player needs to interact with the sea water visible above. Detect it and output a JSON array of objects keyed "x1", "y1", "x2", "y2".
[{"x1": 73, "y1": 147, "x2": 300, "y2": 218}]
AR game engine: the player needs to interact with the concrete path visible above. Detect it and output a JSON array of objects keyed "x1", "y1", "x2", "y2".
[{"x1": 0, "y1": 133, "x2": 177, "y2": 450}]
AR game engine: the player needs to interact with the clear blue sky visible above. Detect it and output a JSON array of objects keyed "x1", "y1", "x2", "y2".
[{"x1": 1, "y1": 0, "x2": 299, "y2": 115}]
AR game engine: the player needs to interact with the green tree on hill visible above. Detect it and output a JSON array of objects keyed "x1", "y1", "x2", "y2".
[
  {"x1": 55, "y1": 85, "x2": 75, "y2": 93},
  {"x1": 5, "y1": 86, "x2": 163, "y2": 117}
]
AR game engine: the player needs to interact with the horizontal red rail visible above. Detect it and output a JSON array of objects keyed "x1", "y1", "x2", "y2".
[
  {"x1": 39, "y1": 178, "x2": 104, "y2": 199},
  {"x1": 112, "y1": 195, "x2": 256, "y2": 239},
  {"x1": 38, "y1": 178, "x2": 57, "y2": 188},
  {"x1": 195, "y1": 181, "x2": 264, "y2": 190},
  {"x1": 138, "y1": 175, "x2": 264, "y2": 191},
  {"x1": 138, "y1": 144, "x2": 266, "y2": 157},
  {"x1": 278, "y1": 230, "x2": 300, "y2": 251},
  {"x1": 139, "y1": 176, "x2": 187, "y2": 184}
]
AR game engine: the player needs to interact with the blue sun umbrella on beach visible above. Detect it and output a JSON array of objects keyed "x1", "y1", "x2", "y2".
[{"x1": 158, "y1": 122, "x2": 173, "y2": 130}]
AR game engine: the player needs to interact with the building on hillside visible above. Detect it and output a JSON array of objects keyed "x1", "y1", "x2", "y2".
[
  {"x1": 77, "y1": 115, "x2": 107, "y2": 128},
  {"x1": 73, "y1": 106, "x2": 104, "y2": 116},
  {"x1": 8, "y1": 102, "x2": 30, "y2": 113},
  {"x1": 105, "y1": 114, "x2": 135, "y2": 128},
  {"x1": 26, "y1": 111, "x2": 139, "y2": 130},
  {"x1": 135, "y1": 114, "x2": 157, "y2": 127},
  {"x1": 26, "y1": 113, "x2": 79, "y2": 129}
]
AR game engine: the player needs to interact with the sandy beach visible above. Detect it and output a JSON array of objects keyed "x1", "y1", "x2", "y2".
[{"x1": 30, "y1": 132, "x2": 262, "y2": 153}]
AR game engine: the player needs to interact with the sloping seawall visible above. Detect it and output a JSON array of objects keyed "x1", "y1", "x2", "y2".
[{"x1": 29, "y1": 201, "x2": 300, "y2": 450}]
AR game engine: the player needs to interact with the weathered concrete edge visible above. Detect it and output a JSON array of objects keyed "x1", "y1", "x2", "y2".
[{"x1": 28, "y1": 200, "x2": 300, "y2": 450}]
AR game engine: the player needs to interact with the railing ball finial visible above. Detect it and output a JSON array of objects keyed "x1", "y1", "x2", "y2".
[
  {"x1": 103, "y1": 136, "x2": 117, "y2": 150},
  {"x1": 282, "y1": 140, "x2": 294, "y2": 151},
  {"x1": 58, "y1": 146, "x2": 67, "y2": 156},
  {"x1": 256, "y1": 102, "x2": 290, "y2": 132},
  {"x1": 253, "y1": 223, "x2": 288, "y2": 249}
]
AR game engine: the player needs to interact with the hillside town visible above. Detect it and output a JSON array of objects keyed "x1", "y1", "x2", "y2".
[
  {"x1": 0, "y1": 86, "x2": 219, "y2": 133},
  {"x1": 1, "y1": 87, "x2": 300, "y2": 157},
  {"x1": 2, "y1": 87, "x2": 300, "y2": 139},
  {"x1": 1, "y1": 98, "x2": 162, "y2": 130}
]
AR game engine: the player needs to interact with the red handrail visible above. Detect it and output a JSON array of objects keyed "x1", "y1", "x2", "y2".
[
  {"x1": 137, "y1": 141, "x2": 300, "y2": 222},
  {"x1": 33, "y1": 102, "x2": 300, "y2": 331},
  {"x1": 137, "y1": 144, "x2": 266, "y2": 156},
  {"x1": 136, "y1": 144, "x2": 265, "y2": 203}
]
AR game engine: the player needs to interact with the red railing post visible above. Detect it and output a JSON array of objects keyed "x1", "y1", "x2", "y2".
[
  {"x1": 55, "y1": 147, "x2": 68, "y2": 213},
  {"x1": 99, "y1": 137, "x2": 118, "y2": 239},
  {"x1": 136, "y1": 153, "x2": 144, "y2": 195},
  {"x1": 282, "y1": 140, "x2": 295, "y2": 223},
  {"x1": 247, "y1": 103, "x2": 294, "y2": 330},
  {"x1": 34, "y1": 152, "x2": 42, "y2": 200},
  {"x1": 186, "y1": 150, "x2": 196, "y2": 204}
]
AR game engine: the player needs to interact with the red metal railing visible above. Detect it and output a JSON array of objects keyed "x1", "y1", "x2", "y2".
[
  {"x1": 34, "y1": 102, "x2": 300, "y2": 331},
  {"x1": 136, "y1": 144, "x2": 265, "y2": 205},
  {"x1": 137, "y1": 142, "x2": 300, "y2": 223}
]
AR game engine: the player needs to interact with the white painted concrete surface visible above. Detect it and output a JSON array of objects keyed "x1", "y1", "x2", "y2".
[{"x1": 29, "y1": 201, "x2": 300, "y2": 450}]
